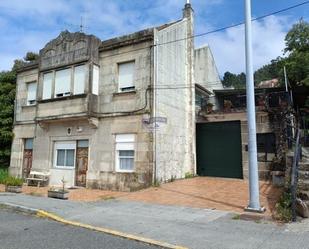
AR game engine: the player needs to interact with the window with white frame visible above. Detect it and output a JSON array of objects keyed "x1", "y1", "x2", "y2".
[
  {"x1": 115, "y1": 134, "x2": 135, "y2": 172},
  {"x1": 55, "y1": 68, "x2": 71, "y2": 98},
  {"x1": 42, "y1": 72, "x2": 53, "y2": 100},
  {"x1": 92, "y1": 65, "x2": 99, "y2": 95},
  {"x1": 54, "y1": 141, "x2": 76, "y2": 168},
  {"x1": 26, "y1": 82, "x2": 37, "y2": 105},
  {"x1": 73, "y1": 65, "x2": 86, "y2": 95},
  {"x1": 118, "y1": 61, "x2": 135, "y2": 92}
]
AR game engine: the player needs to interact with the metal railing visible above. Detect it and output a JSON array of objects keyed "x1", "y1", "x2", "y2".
[{"x1": 290, "y1": 127, "x2": 301, "y2": 222}]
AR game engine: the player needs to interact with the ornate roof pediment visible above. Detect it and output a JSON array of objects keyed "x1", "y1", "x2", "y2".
[{"x1": 39, "y1": 31, "x2": 101, "y2": 70}]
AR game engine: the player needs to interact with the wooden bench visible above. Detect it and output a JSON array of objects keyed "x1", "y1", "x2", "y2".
[{"x1": 26, "y1": 171, "x2": 50, "y2": 187}]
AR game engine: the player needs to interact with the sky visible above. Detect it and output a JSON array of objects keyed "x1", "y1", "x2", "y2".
[{"x1": 0, "y1": 0, "x2": 308, "y2": 75}]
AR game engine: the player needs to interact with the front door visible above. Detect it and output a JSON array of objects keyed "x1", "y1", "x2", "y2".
[
  {"x1": 75, "y1": 140, "x2": 89, "y2": 187},
  {"x1": 22, "y1": 138, "x2": 33, "y2": 179}
]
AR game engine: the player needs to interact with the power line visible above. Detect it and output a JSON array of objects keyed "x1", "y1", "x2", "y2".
[{"x1": 100, "y1": 1, "x2": 309, "y2": 59}]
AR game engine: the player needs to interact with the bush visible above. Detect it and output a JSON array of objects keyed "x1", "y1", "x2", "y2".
[
  {"x1": 3, "y1": 176, "x2": 23, "y2": 186},
  {"x1": 185, "y1": 172, "x2": 195, "y2": 179},
  {"x1": 274, "y1": 191, "x2": 292, "y2": 222},
  {"x1": 0, "y1": 169, "x2": 9, "y2": 184}
]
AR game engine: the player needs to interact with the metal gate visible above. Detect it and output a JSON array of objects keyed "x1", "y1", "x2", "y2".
[{"x1": 196, "y1": 121, "x2": 243, "y2": 179}]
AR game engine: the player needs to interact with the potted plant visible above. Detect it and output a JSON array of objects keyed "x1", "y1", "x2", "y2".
[
  {"x1": 206, "y1": 102, "x2": 214, "y2": 114},
  {"x1": 4, "y1": 176, "x2": 23, "y2": 193},
  {"x1": 47, "y1": 178, "x2": 69, "y2": 200}
]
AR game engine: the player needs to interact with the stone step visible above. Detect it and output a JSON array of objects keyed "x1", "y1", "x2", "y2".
[
  {"x1": 298, "y1": 179, "x2": 309, "y2": 191},
  {"x1": 299, "y1": 162, "x2": 309, "y2": 171},
  {"x1": 298, "y1": 170, "x2": 309, "y2": 180}
]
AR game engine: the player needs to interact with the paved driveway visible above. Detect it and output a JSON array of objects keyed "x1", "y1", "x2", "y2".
[
  {"x1": 122, "y1": 177, "x2": 282, "y2": 216},
  {"x1": 1, "y1": 177, "x2": 282, "y2": 215}
]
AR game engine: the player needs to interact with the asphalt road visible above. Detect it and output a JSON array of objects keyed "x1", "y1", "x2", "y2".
[{"x1": 0, "y1": 209, "x2": 161, "y2": 249}]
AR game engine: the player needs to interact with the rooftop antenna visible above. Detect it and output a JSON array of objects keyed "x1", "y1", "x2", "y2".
[
  {"x1": 186, "y1": 0, "x2": 190, "y2": 3},
  {"x1": 80, "y1": 16, "x2": 83, "y2": 33}
]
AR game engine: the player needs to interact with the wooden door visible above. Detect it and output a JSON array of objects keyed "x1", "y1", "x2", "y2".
[
  {"x1": 22, "y1": 149, "x2": 33, "y2": 179},
  {"x1": 75, "y1": 147, "x2": 88, "y2": 187}
]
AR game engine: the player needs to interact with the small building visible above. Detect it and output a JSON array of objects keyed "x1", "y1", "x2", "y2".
[{"x1": 196, "y1": 87, "x2": 291, "y2": 180}]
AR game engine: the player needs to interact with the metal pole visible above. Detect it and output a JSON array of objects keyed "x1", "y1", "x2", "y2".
[
  {"x1": 284, "y1": 66, "x2": 288, "y2": 92},
  {"x1": 244, "y1": 0, "x2": 264, "y2": 213}
]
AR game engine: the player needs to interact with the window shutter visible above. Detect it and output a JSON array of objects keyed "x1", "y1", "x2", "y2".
[
  {"x1": 43, "y1": 73, "x2": 53, "y2": 100},
  {"x1": 74, "y1": 65, "x2": 86, "y2": 95},
  {"x1": 55, "y1": 69, "x2": 71, "y2": 97},
  {"x1": 92, "y1": 65, "x2": 99, "y2": 95},
  {"x1": 118, "y1": 62, "x2": 135, "y2": 91},
  {"x1": 27, "y1": 82, "x2": 37, "y2": 105}
]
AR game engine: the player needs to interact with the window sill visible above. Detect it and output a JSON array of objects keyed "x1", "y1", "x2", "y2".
[
  {"x1": 115, "y1": 170, "x2": 135, "y2": 173},
  {"x1": 53, "y1": 166, "x2": 75, "y2": 170},
  {"x1": 22, "y1": 104, "x2": 37, "y2": 108},
  {"x1": 38, "y1": 93, "x2": 87, "y2": 103},
  {"x1": 113, "y1": 90, "x2": 136, "y2": 97}
]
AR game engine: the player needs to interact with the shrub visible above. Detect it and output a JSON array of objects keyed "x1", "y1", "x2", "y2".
[
  {"x1": 274, "y1": 191, "x2": 292, "y2": 222},
  {"x1": 185, "y1": 172, "x2": 195, "y2": 179},
  {"x1": 0, "y1": 169, "x2": 9, "y2": 184},
  {"x1": 3, "y1": 176, "x2": 23, "y2": 186}
]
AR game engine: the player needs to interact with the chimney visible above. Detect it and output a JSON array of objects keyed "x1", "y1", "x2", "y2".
[{"x1": 183, "y1": 1, "x2": 194, "y2": 20}]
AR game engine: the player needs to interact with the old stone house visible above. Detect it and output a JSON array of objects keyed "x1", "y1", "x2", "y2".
[{"x1": 9, "y1": 3, "x2": 221, "y2": 190}]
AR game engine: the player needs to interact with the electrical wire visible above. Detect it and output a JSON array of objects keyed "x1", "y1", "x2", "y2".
[{"x1": 99, "y1": 1, "x2": 309, "y2": 59}]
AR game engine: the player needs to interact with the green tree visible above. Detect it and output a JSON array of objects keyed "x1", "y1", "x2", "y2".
[
  {"x1": 0, "y1": 71, "x2": 16, "y2": 168},
  {"x1": 284, "y1": 20, "x2": 309, "y2": 86},
  {"x1": 222, "y1": 71, "x2": 246, "y2": 89}
]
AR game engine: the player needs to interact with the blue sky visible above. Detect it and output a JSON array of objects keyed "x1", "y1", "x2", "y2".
[{"x1": 0, "y1": 0, "x2": 308, "y2": 74}]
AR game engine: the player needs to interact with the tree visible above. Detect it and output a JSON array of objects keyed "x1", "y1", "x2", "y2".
[
  {"x1": 0, "y1": 71, "x2": 16, "y2": 167},
  {"x1": 222, "y1": 71, "x2": 246, "y2": 89},
  {"x1": 285, "y1": 19, "x2": 309, "y2": 54},
  {"x1": 284, "y1": 20, "x2": 309, "y2": 86}
]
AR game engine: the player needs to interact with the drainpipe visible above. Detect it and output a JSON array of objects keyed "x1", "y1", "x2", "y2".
[
  {"x1": 152, "y1": 34, "x2": 158, "y2": 184},
  {"x1": 244, "y1": 0, "x2": 265, "y2": 213}
]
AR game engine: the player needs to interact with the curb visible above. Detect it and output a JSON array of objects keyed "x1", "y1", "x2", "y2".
[{"x1": 0, "y1": 202, "x2": 188, "y2": 249}]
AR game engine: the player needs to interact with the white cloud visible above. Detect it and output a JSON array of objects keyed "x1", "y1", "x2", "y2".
[{"x1": 200, "y1": 15, "x2": 291, "y2": 75}]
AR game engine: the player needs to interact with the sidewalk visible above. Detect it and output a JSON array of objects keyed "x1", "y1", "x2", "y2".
[{"x1": 1, "y1": 193, "x2": 309, "y2": 249}]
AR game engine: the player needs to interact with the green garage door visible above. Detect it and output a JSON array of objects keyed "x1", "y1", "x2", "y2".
[{"x1": 196, "y1": 121, "x2": 243, "y2": 179}]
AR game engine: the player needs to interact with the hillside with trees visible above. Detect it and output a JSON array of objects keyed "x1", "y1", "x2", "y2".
[{"x1": 222, "y1": 19, "x2": 309, "y2": 89}]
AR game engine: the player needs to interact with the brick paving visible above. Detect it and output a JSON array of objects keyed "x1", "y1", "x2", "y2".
[
  {"x1": 0, "y1": 177, "x2": 282, "y2": 216},
  {"x1": 121, "y1": 177, "x2": 282, "y2": 216}
]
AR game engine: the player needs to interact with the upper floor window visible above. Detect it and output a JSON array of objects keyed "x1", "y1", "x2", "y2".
[
  {"x1": 118, "y1": 61, "x2": 135, "y2": 92},
  {"x1": 92, "y1": 65, "x2": 99, "y2": 95},
  {"x1": 55, "y1": 68, "x2": 71, "y2": 98},
  {"x1": 42, "y1": 72, "x2": 53, "y2": 100},
  {"x1": 27, "y1": 82, "x2": 37, "y2": 105},
  {"x1": 74, "y1": 65, "x2": 86, "y2": 95},
  {"x1": 42, "y1": 64, "x2": 87, "y2": 100}
]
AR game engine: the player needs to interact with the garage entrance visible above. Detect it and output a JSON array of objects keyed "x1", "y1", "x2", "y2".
[{"x1": 196, "y1": 121, "x2": 243, "y2": 179}]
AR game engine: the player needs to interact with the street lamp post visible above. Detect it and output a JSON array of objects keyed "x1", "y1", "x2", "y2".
[{"x1": 244, "y1": 0, "x2": 265, "y2": 213}]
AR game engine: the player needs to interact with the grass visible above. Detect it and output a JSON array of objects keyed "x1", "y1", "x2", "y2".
[
  {"x1": 2, "y1": 176, "x2": 23, "y2": 186},
  {"x1": 273, "y1": 191, "x2": 292, "y2": 222},
  {"x1": 0, "y1": 168, "x2": 9, "y2": 184}
]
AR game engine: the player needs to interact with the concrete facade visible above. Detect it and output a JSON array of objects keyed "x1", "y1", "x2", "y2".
[{"x1": 10, "y1": 4, "x2": 205, "y2": 190}]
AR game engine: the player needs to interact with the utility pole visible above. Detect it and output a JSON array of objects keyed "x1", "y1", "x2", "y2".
[{"x1": 244, "y1": 0, "x2": 265, "y2": 213}]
